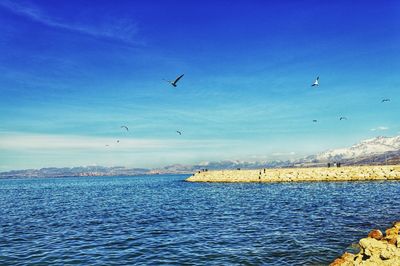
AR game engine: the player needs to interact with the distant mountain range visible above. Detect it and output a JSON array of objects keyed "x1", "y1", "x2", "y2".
[
  {"x1": 305, "y1": 136, "x2": 400, "y2": 162},
  {"x1": 0, "y1": 166, "x2": 150, "y2": 179},
  {"x1": 155, "y1": 159, "x2": 295, "y2": 174},
  {"x1": 2, "y1": 136, "x2": 400, "y2": 178}
]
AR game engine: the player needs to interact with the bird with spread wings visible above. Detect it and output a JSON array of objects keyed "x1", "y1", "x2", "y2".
[{"x1": 164, "y1": 74, "x2": 184, "y2": 87}]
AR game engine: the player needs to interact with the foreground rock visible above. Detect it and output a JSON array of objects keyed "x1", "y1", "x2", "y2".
[
  {"x1": 331, "y1": 222, "x2": 400, "y2": 265},
  {"x1": 186, "y1": 165, "x2": 400, "y2": 183}
]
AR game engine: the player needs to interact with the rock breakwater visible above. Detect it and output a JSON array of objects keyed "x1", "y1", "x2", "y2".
[
  {"x1": 331, "y1": 222, "x2": 400, "y2": 265},
  {"x1": 186, "y1": 165, "x2": 400, "y2": 183}
]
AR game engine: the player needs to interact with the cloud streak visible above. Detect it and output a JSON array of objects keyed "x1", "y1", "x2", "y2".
[
  {"x1": 0, "y1": 0, "x2": 139, "y2": 44},
  {"x1": 370, "y1": 126, "x2": 389, "y2": 131},
  {"x1": 0, "y1": 132, "x2": 233, "y2": 151},
  {"x1": 0, "y1": 132, "x2": 259, "y2": 170}
]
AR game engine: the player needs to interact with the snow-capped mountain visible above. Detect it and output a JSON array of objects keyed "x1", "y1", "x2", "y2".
[
  {"x1": 156, "y1": 159, "x2": 293, "y2": 173},
  {"x1": 309, "y1": 136, "x2": 400, "y2": 162}
]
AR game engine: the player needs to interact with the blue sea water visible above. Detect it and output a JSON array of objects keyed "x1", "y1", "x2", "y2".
[{"x1": 0, "y1": 175, "x2": 399, "y2": 265}]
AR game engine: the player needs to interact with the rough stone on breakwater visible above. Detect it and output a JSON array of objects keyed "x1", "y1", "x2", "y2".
[
  {"x1": 185, "y1": 165, "x2": 400, "y2": 183},
  {"x1": 330, "y1": 222, "x2": 400, "y2": 265}
]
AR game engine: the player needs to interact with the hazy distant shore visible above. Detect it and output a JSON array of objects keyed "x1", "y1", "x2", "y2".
[
  {"x1": 0, "y1": 166, "x2": 191, "y2": 179},
  {"x1": 186, "y1": 165, "x2": 400, "y2": 183}
]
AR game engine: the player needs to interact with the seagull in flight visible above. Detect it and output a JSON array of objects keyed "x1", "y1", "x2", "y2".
[
  {"x1": 312, "y1": 120, "x2": 318, "y2": 123},
  {"x1": 117, "y1": 140, "x2": 120, "y2": 143},
  {"x1": 121, "y1": 125, "x2": 129, "y2": 132},
  {"x1": 311, "y1": 76, "x2": 319, "y2": 87},
  {"x1": 164, "y1": 74, "x2": 184, "y2": 87},
  {"x1": 176, "y1": 130, "x2": 182, "y2": 135},
  {"x1": 340, "y1": 117, "x2": 347, "y2": 120},
  {"x1": 381, "y1": 99, "x2": 390, "y2": 103}
]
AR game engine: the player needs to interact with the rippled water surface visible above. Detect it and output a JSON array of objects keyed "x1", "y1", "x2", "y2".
[{"x1": 1, "y1": 175, "x2": 400, "y2": 265}]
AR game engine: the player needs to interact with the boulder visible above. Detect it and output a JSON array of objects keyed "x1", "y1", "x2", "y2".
[
  {"x1": 385, "y1": 227, "x2": 399, "y2": 244},
  {"x1": 368, "y1": 229, "x2": 383, "y2": 240},
  {"x1": 360, "y1": 237, "x2": 386, "y2": 257},
  {"x1": 387, "y1": 237, "x2": 397, "y2": 246},
  {"x1": 380, "y1": 244, "x2": 397, "y2": 260},
  {"x1": 393, "y1": 221, "x2": 400, "y2": 230},
  {"x1": 330, "y1": 252, "x2": 355, "y2": 266}
]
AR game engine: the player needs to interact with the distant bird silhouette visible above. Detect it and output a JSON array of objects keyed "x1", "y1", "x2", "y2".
[
  {"x1": 381, "y1": 99, "x2": 390, "y2": 103},
  {"x1": 121, "y1": 125, "x2": 129, "y2": 131},
  {"x1": 311, "y1": 76, "x2": 319, "y2": 87},
  {"x1": 164, "y1": 74, "x2": 184, "y2": 87},
  {"x1": 176, "y1": 130, "x2": 182, "y2": 135},
  {"x1": 340, "y1": 117, "x2": 347, "y2": 120},
  {"x1": 313, "y1": 120, "x2": 318, "y2": 123},
  {"x1": 105, "y1": 144, "x2": 110, "y2": 147},
  {"x1": 117, "y1": 140, "x2": 120, "y2": 143}
]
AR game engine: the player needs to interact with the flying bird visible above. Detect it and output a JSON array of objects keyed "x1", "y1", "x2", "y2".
[
  {"x1": 105, "y1": 144, "x2": 110, "y2": 147},
  {"x1": 164, "y1": 74, "x2": 184, "y2": 87},
  {"x1": 117, "y1": 140, "x2": 120, "y2": 143},
  {"x1": 312, "y1": 120, "x2": 318, "y2": 123},
  {"x1": 311, "y1": 76, "x2": 319, "y2": 87},
  {"x1": 121, "y1": 125, "x2": 129, "y2": 131},
  {"x1": 381, "y1": 99, "x2": 390, "y2": 103},
  {"x1": 340, "y1": 117, "x2": 347, "y2": 120},
  {"x1": 176, "y1": 130, "x2": 182, "y2": 135}
]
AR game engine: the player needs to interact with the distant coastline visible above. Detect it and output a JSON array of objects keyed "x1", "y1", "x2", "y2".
[{"x1": 0, "y1": 166, "x2": 192, "y2": 179}]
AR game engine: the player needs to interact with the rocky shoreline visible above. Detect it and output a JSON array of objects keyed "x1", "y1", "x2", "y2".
[
  {"x1": 331, "y1": 222, "x2": 400, "y2": 265},
  {"x1": 185, "y1": 165, "x2": 400, "y2": 183}
]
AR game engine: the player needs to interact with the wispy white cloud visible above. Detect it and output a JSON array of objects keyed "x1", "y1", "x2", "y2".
[
  {"x1": 247, "y1": 151, "x2": 301, "y2": 161},
  {"x1": 0, "y1": 133, "x2": 163, "y2": 150},
  {"x1": 0, "y1": 132, "x2": 232, "y2": 151},
  {"x1": 0, "y1": 132, "x2": 258, "y2": 170},
  {"x1": 0, "y1": 0, "x2": 140, "y2": 44},
  {"x1": 271, "y1": 151, "x2": 296, "y2": 156},
  {"x1": 370, "y1": 126, "x2": 389, "y2": 131}
]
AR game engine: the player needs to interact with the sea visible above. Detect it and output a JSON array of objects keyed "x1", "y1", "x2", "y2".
[{"x1": 1, "y1": 174, "x2": 399, "y2": 265}]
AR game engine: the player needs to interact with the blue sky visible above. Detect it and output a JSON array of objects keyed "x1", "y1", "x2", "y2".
[{"x1": 0, "y1": 0, "x2": 399, "y2": 170}]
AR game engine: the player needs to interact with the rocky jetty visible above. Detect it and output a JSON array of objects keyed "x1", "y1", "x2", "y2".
[
  {"x1": 331, "y1": 222, "x2": 400, "y2": 265},
  {"x1": 186, "y1": 165, "x2": 400, "y2": 183}
]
